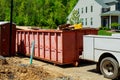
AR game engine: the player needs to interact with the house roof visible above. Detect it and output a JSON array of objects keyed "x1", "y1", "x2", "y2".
[
  {"x1": 96, "y1": 0, "x2": 118, "y2": 8},
  {"x1": 103, "y1": 0, "x2": 118, "y2": 3},
  {"x1": 95, "y1": 0, "x2": 109, "y2": 8},
  {"x1": 101, "y1": 11, "x2": 120, "y2": 16}
]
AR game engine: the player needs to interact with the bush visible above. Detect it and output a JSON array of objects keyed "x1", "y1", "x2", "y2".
[
  {"x1": 98, "y1": 30, "x2": 112, "y2": 36},
  {"x1": 99, "y1": 26, "x2": 110, "y2": 30},
  {"x1": 104, "y1": 27, "x2": 111, "y2": 30},
  {"x1": 111, "y1": 22, "x2": 120, "y2": 30}
]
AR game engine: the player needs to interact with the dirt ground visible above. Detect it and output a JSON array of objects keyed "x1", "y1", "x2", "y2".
[
  {"x1": 0, "y1": 56, "x2": 111, "y2": 80},
  {"x1": 0, "y1": 56, "x2": 66, "y2": 80}
]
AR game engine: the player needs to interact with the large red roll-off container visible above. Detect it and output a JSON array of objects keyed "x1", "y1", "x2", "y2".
[{"x1": 16, "y1": 28, "x2": 98, "y2": 66}]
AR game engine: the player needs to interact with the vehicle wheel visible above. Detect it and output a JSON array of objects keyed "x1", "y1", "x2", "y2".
[{"x1": 100, "y1": 57, "x2": 119, "y2": 79}]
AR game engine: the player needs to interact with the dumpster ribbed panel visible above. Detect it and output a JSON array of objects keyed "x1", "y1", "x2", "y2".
[
  {"x1": 16, "y1": 30, "x2": 77, "y2": 65},
  {"x1": 16, "y1": 29, "x2": 98, "y2": 65}
]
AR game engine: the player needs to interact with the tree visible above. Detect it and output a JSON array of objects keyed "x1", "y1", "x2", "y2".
[
  {"x1": 0, "y1": 0, "x2": 78, "y2": 29},
  {"x1": 69, "y1": 9, "x2": 81, "y2": 24}
]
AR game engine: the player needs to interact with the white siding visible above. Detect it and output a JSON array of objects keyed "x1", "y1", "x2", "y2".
[
  {"x1": 67, "y1": 0, "x2": 102, "y2": 28},
  {"x1": 110, "y1": 4, "x2": 116, "y2": 11}
]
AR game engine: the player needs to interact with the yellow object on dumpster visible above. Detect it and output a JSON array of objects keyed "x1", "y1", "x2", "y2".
[{"x1": 74, "y1": 23, "x2": 82, "y2": 29}]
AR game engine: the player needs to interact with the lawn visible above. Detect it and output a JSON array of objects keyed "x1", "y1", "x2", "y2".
[{"x1": 98, "y1": 30, "x2": 112, "y2": 36}]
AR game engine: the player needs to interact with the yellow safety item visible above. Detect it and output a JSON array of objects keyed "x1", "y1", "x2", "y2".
[{"x1": 74, "y1": 23, "x2": 82, "y2": 29}]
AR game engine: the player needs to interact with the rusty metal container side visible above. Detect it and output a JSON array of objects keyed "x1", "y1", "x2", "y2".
[
  {"x1": 62, "y1": 31, "x2": 78, "y2": 63},
  {"x1": 11, "y1": 24, "x2": 16, "y2": 56},
  {"x1": 83, "y1": 28, "x2": 98, "y2": 35},
  {"x1": 75, "y1": 29, "x2": 84, "y2": 56},
  {"x1": 16, "y1": 30, "x2": 78, "y2": 65},
  {"x1": 0, "y1": 24, "x2": 10, "y2": 56},
  {"x1": 16, "y1": 31, "x2": 21, "y2": 54},
  {"x1": 0, "y1": 22, "x2": 16, "y2": 56},
  {"x1": 16, "y1": 31, "x2": 30, "y2": 55},
  {"x1": 76, "y1": 28, "x2": 98, "y2": 55}
]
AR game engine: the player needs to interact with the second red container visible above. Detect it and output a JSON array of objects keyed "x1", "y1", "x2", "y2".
[{"x1": 16, "y1": 30, "x2": 79, "y2": 65}]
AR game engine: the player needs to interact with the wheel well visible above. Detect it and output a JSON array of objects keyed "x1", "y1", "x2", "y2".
[
  {"x1": 96, "y1": 53, "x2": 119, "y2": 73},
  {"x1": 98, "y1": 53, "x2": 118, "y2": 64}
]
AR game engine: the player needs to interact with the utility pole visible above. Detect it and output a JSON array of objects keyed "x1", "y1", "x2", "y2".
[
  {"x1": 9, "y1": 0, "x2": 13, "y2": 55},
  {"x1": 10, "y1": 0, "x2": 13, "y2": 25}
]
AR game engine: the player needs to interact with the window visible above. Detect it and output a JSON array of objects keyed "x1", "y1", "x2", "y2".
[
  {"x1": 81, "y1": 18, "x2": 84, "y2": 25},
  {"x1": 91, "y1": 17, "x2": 93, "y2": 25},
  {"x1": 102, "y1": 8, "x2": 110, "y2": 13},
  {"x1": 116, "y1": 2, "x2": 120, "y2": 11},
  {"x1": 86, "y1": 7, "x2": 87, "y2": 13},
  {"x1": 81, "y1": 8, "x2": 83, "y2": 13},
  {"x1": 85, "y1": 18, "x2": 87, "y2": 25},
  {"x1": 91, "y1": 6, "x2": 93, "y2": 12},
  {"x1": 78, "y1": 8, "x2": 80, "y2": 14}
]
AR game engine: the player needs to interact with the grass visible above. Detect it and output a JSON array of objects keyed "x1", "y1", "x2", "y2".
[{"x1": 98, "y1": 30, "x2": 112, "y2": 36}]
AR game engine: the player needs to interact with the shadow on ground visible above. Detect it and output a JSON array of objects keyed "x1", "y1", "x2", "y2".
[{"x1": 13, "y1": 55, "x2": 97, "y2": 68}]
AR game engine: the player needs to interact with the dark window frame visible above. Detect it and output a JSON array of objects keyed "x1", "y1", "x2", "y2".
[
  {"x1": 86, "y1": 7, "x2": 87, "y2": 13},
  {"x1": 91, "y1": 6, "x2": 93, "y2": 12},
  {"x1": 82, "y1": 8, "x2": 83, "y2": 13},
  {"x1": 78, "y1": 8, "x2": 80, "y2": 14},
  {"x1": 81, "y1": 18, "x2": 84, "y2": 25},
  {"x1": 116, "y1": 2, "x2": 120, "y2": 11},
  {"x1": 85, "y1": 18, "x2": 87, "y2": 25},
  {"x1": 91, "y1": 17, "x2": 93, "y2": 25}
]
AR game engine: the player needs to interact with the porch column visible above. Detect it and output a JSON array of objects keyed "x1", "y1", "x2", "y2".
[
  {"x1": 118, "y1": 16, "x2": 120, "y2": 29},
  {"x1": 109, "y1": 15, "x2": 111, "y2": 29},
  {"x1": 118, "y1": 16, "x2": 120, "y2": 24}
]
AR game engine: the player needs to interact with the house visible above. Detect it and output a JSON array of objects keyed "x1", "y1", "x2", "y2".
[{"x1": 67, "y1": 0, "x2": 120, "y2": 28}]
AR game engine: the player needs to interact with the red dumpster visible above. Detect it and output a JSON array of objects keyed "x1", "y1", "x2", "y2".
[
  {"x1": 75, "y1": 28, "x2": 98, "y2": 55},
  {"x1": 0, "y1": 22, "x2": 16, "y2": 56},
  {"x1": 16, "y1": 28, "x2": 98, "y2": 66},
  {"x1": 84, "y1": 28, "x2": 98, "y2": 35},
  {"x1": 16, "y1": 30, "x2": 78, "y2": 65}
]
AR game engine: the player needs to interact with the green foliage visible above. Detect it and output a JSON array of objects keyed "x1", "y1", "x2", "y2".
[
  {"x1": 98, "y1": 30, "x2": 112, "y2": 36},
  {"x1": 111, "y1": 22, "x2": 120, "y2": 29},
  {"x1": 69, "y1": 9, "x2": 81, "y2": 24},
  {"x1": 0, "y1": 0, "x2": 78, "y2": 29},
  {"x1": 99, "y1": 26, "x2": 111, "y2": 30}
]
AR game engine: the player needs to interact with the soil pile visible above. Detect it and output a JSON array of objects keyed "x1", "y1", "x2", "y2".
[{"x1": 0, "y1": 56, "x2": 61, "y2": 80}]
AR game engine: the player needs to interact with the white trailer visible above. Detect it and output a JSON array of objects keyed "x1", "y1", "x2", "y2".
[{"x1": 83, "y1": 34, "x2": 120, "y2": 79}]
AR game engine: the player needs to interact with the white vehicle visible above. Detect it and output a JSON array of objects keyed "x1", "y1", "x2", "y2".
[{"x1": 83, "y1": 34, "x2": 120, "y2": 79}]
